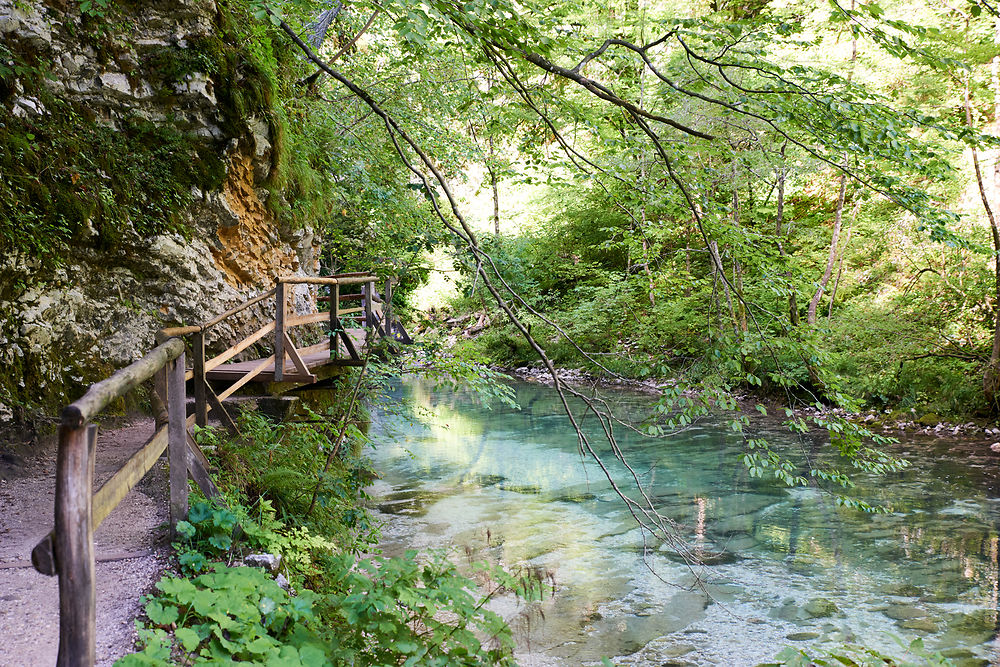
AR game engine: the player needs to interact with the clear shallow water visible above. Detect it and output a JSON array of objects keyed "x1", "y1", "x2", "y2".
[{"x1": 366, "y1": 379, "x2": 1000, "y2": 666}]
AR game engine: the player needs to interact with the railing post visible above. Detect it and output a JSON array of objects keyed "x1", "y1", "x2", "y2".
[
  {"x1": 55, "y1": 422, "x2": 97, "y2": 667},
  {"x1": 274, "y1": 281, "x2": 286, "y2": 382},
  {"x1": 383, "y1": 278, "x2": 393, "y2": 340},
  {"x1": 330, "y1": 283, "x2": 340, "y2": 360},
  {"x1": 364, "y1": 280, "x2": 374, "y2": 330},
  {"x1": 153, "y1": 367, "x2": 168, "y2": 430},
  {"x1": 192, "y1": 331, "x2": 207, "y2": 428},
  {"x1": 167, "y1": 352, "x2": 188, "y2": 532}
]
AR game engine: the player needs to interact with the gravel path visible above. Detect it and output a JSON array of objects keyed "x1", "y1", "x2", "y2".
[{"x1": 0, "y1": 418, "x2": 172, "y2": 667}]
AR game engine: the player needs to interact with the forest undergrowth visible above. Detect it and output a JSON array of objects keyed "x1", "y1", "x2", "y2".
[
  {"x1": 115, "y1": 396, "x2": 546, "y2": 666},
  {"x1": 440, "y1": 180, "x2": 1000, "y2": 427}
]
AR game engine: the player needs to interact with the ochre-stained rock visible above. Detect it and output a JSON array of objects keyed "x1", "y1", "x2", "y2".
[{"x1": 0, "y1": 0, "x2": 324, "y2": 420}]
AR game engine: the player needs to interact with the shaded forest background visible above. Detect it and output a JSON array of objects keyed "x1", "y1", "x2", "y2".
[{"x1": 3, "y1": 0, "x2": 1000, "y2": 424}]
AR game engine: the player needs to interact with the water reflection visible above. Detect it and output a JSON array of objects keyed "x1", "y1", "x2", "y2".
[{"x1": 367, "y1": 379, "x2": 1000, "y2": 666}]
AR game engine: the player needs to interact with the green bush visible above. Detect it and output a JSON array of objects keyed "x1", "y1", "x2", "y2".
[
  {"x1": 122, "y1": 400, "x2": 537, "y2": 667},
  {"x1": 120, "y1": 565, "x2": 329, "y2": 666}
]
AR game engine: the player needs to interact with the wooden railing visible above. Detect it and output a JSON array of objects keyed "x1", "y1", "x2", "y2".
[
  {"x1": 161, "y1": 273, "x2": 395, "y2": 428},
  {"x1": 29, "y1": 338, "x2": 214, "y2": 667},
  {"x1": 31, "y1": 272, "x2": 397, "y2": 666}
]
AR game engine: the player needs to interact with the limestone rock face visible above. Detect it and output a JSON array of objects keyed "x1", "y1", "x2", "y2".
[{"x1": 0, "y1": 0, "x2": 324, "y2": 421}]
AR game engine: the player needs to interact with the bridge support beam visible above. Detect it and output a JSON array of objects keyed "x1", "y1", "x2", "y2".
[{"x1": 274, "y1": 282, "x2": 286, "y2": 382}]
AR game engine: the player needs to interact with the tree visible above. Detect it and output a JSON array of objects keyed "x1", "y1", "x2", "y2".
[{"x1": 253, "y1": 0, "x2": 972, "y2": 544}]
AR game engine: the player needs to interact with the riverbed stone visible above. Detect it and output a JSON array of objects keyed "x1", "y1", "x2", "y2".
[
  {"x1": 921, "y1": 591, "x2": 960, "y2": 604},
  {"x1": 884, "y1": 583, "x2": 923, "y2": 597},
  {"x1": 803, "y1": 597, "x2": 840, "y2": 618},
  {"x1": 940, "y1": 647, "x2": 977, "y2": 661},
  {"x1": 947, "y1": 610, "x2": 995, "y2": 638},
  {"x1": 883, "y1": 604, "x2": 925, "y2": 621},
  {"x1": 900, "y1": 618, "x2": 938, "y2": 632},
  {"x1": 771, "y1": 600, "x2": 806, "y2": 622},
  {"x1": 661, "y1": 643, "x2": 696, "y2": 658}
]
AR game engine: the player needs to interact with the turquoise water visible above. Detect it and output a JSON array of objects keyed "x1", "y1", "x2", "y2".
[{"x1": 366, "y1": 379, "x2": 1000, "y2": 666}]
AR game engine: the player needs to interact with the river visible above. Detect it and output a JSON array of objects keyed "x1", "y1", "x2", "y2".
[{"x1": 365, "y1": 379, "x2": 1000, "y2": 666}]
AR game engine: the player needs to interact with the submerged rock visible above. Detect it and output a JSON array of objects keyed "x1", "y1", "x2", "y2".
[
  {"x1": 900, "y1": 618, "x2": 938, "y2": 632},
  {"x1": 803, "y1": 597, "x2": 840, "y2": 618},
  {"x1": 883, "y1": 604, "x2": 925, "y2": 621}
]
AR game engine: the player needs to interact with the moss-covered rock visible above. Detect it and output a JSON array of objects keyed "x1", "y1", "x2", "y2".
[
  {"x1": 0, "y1": 0, "x2": 326, "y2": 422},
  {"x1": 917, "y1": 412, "x2": 942, "y2": 426},
  {"x1": 803, "y1": 597, "x2": 839, "y2": 618}
]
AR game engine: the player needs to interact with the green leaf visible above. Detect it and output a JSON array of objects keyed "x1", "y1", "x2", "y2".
[
  {"x1": 175, "y1": 520, "x2": 196, "y2": 539},
  {"x1": 208, "y1": 533, "x2": 232, "y2": 551},
  {"x1": 145, "y1": 601, "x2": 178, "y2": 627},
  {"x1": 175, "y1": 627, "x2": 201, "y2": 652},
  {"x1": 259, "y1": 596, "x2": 277, "y2": 616}
]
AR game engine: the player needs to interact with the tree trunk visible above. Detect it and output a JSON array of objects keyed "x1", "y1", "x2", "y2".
[
  {"x1": 775, "y1": 144, "x2": 798, "y2": 326},
  {"x1": 642, "y1": 237, "x2": 655, "y2": 306},
  {"x1": 731, "y1": 164, "x2": 747, "y2": 332},
  {"x1": 734, "y1": 256, "x2": 747, "y2": 332},
  {"x1": 965, "y1": 74, "x2": 1000, "y2": 407},
  {"x1": 828, "y1": 199, "x2": 861, "y2": 318},
  {"x1": 488, "y1": 135, "x2": 500, "y2": 235},
  {"x1": 637, "y1": 44, "x2": 655, "y2": 307},
  {"x1": 807, "y1": 173, "x2": 846, "y2": 325},
  {"x1": 684, "y1": 218, "x2": 693, "y2": 297},
  {"x1": 709, "y1": 240, "x2": 736, "y2": 332},
  {"x1": 808, "y1": 6, "x2": 856, "y2": 326}
]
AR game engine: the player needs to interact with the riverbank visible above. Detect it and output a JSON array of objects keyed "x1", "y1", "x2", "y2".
[{"x1": 504, "y1": 363, "x2": 1000, "y2": 444}]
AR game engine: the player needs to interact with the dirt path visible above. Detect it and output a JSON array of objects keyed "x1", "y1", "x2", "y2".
[{"x1": 0, "y1": 417, "x2": 172, "y2": 667}]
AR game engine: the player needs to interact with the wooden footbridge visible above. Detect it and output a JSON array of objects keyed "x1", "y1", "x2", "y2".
[{"x1": 28, "y1": 273, "x2": 403, "y2": 666}]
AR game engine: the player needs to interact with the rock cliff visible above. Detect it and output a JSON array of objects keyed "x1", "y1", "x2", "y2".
[{"x1": 0, "y1": 0, "x2": 322, "y2": 421}]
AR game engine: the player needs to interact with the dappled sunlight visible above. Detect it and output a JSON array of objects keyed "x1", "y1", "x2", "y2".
[{"x1": 369, "y1": 380, "x2": 1000, "y2": 665}]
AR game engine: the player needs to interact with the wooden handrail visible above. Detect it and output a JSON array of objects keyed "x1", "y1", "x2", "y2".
[
  {"x1": 201, "y1": 287, "x2": 277, "y2": 330},
  {"x1": 278, "y1": 274, "x2": 376, "y2": 286},
  {"x1": 316, "y1": 292, "x2": 365, "y2": 303},
  {"x1": 37, "y1": 336, "x2": 209, "y2": 667},
  {"x1": 217, "y1": 355, "x2": 275, "y2": 401},
  {"x1": 158, "y1": 287, "x2": 278, "y2": 340},
  {"x1": 158, "y1": 325, "x2": 201, "y2": 339},
  {"x1": 39, "y1": 270, "x2": 399, "y2": 666},
  {"x1": 286, "y1": 312, "x2": 331, "y2": 327},
  {"x1": 62, "y1": 338, "x2": 185, "y2": 429},
  {"x1": 204, "y1": 321, "x2": 276, "y2": 372},
  {"x1": 158, "y1": 274, "x2": 378, "y2": 341}
]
